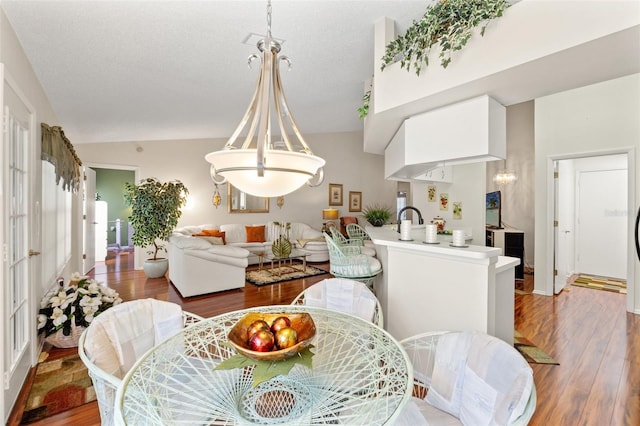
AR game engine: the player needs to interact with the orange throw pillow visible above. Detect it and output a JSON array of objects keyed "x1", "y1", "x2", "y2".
[
  {"x1": 245, "y1": 225, "x2": 266, "y2": 243},
  {"x1": 193, "y1": 229, "x2": 226, "y2": 244}
]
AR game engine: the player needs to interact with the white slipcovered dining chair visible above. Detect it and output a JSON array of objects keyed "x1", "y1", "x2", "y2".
[
  {"x1": 329, "y1": 226, "x2": 376, "y2": 257},
  {"x1": 323, "y1": 232, "x2": 382, "y2": 291},
  {"x1": 291, "y1": 278, "x2": 384, "y2": 328},
  {"x1": 77, "y1": 298, "x2": 202, "y2": 426},
  {"x1": 395, "y1": 331, "x2": 536, "y2": 426}
]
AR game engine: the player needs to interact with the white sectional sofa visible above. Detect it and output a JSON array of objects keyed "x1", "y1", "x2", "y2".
[{"x1": 168, "y1": 222, "x2": 328, "y2": 297}]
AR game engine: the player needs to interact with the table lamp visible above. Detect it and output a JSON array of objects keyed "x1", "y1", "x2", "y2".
[{"x1": 322, "y1": 209, "x2": 339, "y2": 233}]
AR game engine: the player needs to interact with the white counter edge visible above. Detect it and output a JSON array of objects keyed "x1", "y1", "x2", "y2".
[{"x1": 367, "y1": 225, "x2": 501, "y2": 260}]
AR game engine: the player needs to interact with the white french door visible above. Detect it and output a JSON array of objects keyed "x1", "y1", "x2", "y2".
[{"x1": 2, "y1": 68, "x2": 36, "y2": 423}]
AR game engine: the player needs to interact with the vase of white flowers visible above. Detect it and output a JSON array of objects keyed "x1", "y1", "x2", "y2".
[{"x1": 37, "y1": 273, "x2": 123, "y2": 348}]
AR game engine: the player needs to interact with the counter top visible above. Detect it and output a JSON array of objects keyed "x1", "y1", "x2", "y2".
[{"x1": 366, "y1": 225, "x2": 500, "y2": 260}]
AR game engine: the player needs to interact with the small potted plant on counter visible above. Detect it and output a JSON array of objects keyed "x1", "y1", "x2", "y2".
[{"x1": 363, "y1": 204, "x2": 393, "y2": 227}]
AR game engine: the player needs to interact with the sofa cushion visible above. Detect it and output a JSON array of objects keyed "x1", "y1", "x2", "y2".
[
  {"x1": 170, "y1": 235, "x2": 214, "y2": 250},
  {"x1": 196, "y1": 236, "x2": 225, "y2": 245},
  {"x1": 219, "y1": 224, "x2": 245, "y2": 243},
  {"x1": 246, "y1": 225, "x2": 266, "y2": 243},
  {"x1": 194, "y1": 229, "x2": 227, "y2": 244}
]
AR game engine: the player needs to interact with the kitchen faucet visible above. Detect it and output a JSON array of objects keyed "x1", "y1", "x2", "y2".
[{"x1": 397, "y1": 206, "x2": 424, "y2": 233}]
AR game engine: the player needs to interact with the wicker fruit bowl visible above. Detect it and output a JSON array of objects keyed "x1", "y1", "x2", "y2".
[{"x1": 228, "y1": 312, "x2": 316, "y2": 361}]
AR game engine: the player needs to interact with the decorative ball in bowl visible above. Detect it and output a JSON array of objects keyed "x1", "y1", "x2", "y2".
[{"x1": 228, "y1": 312, "x2": 316, "y2": 361}]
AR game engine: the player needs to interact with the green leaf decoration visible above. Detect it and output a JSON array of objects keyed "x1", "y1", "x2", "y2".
[
  {"x1": 213, "y1": 345, "x2": 315, "y2": 387},
  {"x1": 213, "y1": 354, "x2": 259, "y2": 371}
]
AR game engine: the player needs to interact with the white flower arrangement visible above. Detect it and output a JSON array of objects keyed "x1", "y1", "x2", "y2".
[{"x1": 37, "y1": 272, "x2": 123, "y2": 338}]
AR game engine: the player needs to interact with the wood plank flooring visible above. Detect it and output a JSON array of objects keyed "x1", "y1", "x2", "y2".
[{"x1": 8, "y1": 252, "x2": 640, "y2": 425}]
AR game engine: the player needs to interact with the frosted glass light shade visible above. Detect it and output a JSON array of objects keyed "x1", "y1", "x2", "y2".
[{"x1": 205, "y1": 149, "x2": 325, "y2": 197}]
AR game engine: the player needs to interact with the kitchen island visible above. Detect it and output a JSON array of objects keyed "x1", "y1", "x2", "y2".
[{"x1": 367, "y1": 225, "x2": 519, "y2": 344}]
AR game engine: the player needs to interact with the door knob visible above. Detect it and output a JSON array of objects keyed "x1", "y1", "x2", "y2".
[{"x1": 29, "y1": 249, "x2": 41, "y2": 257}]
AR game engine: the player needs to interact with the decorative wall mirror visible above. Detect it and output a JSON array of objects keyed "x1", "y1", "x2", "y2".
[{"x1": 228, "y1": 185, "x2": 269, "y2": 213}]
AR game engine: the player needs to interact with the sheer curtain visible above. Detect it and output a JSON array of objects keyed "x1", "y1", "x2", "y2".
[{"x1": 40, "y1": 123, "x2": 79, "y2": 282}]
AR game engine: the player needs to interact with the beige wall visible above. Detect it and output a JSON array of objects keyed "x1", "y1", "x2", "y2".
[
  {"x1": 75, "y1": 131, "x2": 397, "y2": 232},
  {"x1": 535, "y1": 74, "x2": 639, "y2": 312},
  {"x1": 486, "y1": 101, "x2": 535, "y2": 269}
]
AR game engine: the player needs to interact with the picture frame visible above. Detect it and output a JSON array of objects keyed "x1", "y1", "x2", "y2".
[
  {"x1": 329, "y1": 183, "x2": 343, "y2": 206},
  {"x1": 349, "y1": 191, "x2": 362, "y2": 212}
]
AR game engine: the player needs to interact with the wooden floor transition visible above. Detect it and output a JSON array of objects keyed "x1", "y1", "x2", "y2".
[{"x1": 8, "y1": 252, "x2": 640, "y2": 425}]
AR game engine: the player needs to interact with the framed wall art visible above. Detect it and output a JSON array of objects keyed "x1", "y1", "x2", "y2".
[
  {"x1": 329, "y1": 183, "x2": 343, "y2": 206},
  {"x1": 349, "y1": 191, "x2": 362, "y2": 212}
]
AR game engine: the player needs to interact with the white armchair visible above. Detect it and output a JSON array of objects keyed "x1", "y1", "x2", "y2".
[
  {"x1": 323, "y1": 232, "x2": 382, "y2": 290},
  {"x1": 329, "y1": 227, "x2": 376, "y2": 257},
  {"x1": 395, "y1": 331, "x2": 536, "y2": 425},
  {"x1": 291, "y1": 278, "x2": 384, "y2": 328},
  {"x1": 78, "y1": 299, "x2": 202, "y2": 426}
]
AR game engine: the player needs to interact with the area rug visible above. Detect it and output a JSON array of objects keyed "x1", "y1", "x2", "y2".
[
  {"x1": 21, "y1": 353, "x2": 95, "y2": 424},
  {"x1": 514, "y1": 331, "x2": 559, "y2": 365},
  {"x1": 246, "y1": 265, "x2": 329, "y2": 286},
  {"x1": 571, "y1": 274, "x2": 627, "y2": 294}
]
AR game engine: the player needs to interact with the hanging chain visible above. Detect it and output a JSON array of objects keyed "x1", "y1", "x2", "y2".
[{"x1": 266, "y1": 0, "x2": 272, "y2": 37}]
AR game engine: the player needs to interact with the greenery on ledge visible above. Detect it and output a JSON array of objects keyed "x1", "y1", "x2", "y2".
[{"x1": 381, "y1": 0, "x2": 510, "y2": 76}]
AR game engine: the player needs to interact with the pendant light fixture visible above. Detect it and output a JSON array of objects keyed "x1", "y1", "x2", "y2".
[{"x1": 205, "y1": 0, "x2": 325, "y2": 197}]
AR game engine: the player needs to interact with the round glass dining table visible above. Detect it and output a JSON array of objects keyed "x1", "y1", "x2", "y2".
[{"x1": 114, "y1": 305, "x2": 412, "y2": 425}]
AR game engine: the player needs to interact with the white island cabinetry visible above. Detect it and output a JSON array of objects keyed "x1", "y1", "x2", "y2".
[{"x1": 367, "y1": 226, "x2": 518, "y2": 344}]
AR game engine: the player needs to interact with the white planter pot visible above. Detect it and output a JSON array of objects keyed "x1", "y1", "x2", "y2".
[{"x1": 143, "y1": 258, "x2": 169, "y2": 278}]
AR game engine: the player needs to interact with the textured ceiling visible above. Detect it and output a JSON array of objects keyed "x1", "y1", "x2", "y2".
[{"x1": 2, "y1": 0, "x2": 429, "y2": 144}]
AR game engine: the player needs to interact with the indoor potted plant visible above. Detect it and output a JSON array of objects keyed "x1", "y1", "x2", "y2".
[
  {"x1": 362, "y1": 204, "x2": 393, "y2": 227},
  {"x1": 37, "y1": 273, "x2": 122, "y2": 348},
  {"x1": 124, "y1": 177, "x2": 189, "y2": 278},
  {"x1": 271, "y1": 221, "x2": 292, "y2": 258},
  {"x1": 381, "y1": 0, "x2": 510, "y2": 76}
]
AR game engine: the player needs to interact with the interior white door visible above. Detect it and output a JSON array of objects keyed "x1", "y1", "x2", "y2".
[
  {"x1": 576, "y1": 168, "x2": 627, "y2": 279},
  {"x1": 2, "y1": 71, "x2": 36, "y2": 423},
  {"x1": 95, "y1": 200, "x2": 108, "y2": 261},
  {"x1": 83, "y1": 167, "x2": 96, "y2": 273},
  {"x1": 555, "y1": 160, "x2": 576, "y2": 293}
]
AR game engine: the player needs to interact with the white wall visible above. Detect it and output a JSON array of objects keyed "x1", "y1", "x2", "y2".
[
  {"x1": 535, "y1": 74, "x2": 639, "y2": 313},
  {"x1": 1, "y1": 8, "x2": 74, "y2": 421},
  {"x1": 412, "y1": 162, "x2": 486, "y2": 244},
  {"x1": 486, "y1": 101, "x2": 535, "y2": 268},
  {"x1": 74, "y1": 131, "x2": 397, "y2": 233},
  {"x1": 1, "y1": 8, "x2": 69, "y2": 292}
]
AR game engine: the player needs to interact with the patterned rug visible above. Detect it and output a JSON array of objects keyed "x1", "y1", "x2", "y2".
[
  {"x1": 514, "y1": 331, "x2": 559, "y2": 365},
  {"x1": 246, "y1": 264, "x2": 329, "y2": 286},
  {"x1": 21, "y1": 353, "x2": 95, "y2": 424},
  {"x1": 572, "y1": 274, "x2": 627, "y2": 294}
]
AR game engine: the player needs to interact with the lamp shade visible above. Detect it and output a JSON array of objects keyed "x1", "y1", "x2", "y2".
[
  {"x1": 206, "y1": 149, "x2": 325, "y2": 197},
  {"x1": 322, "y1": 209, "x2": 339, "y2": 220}
]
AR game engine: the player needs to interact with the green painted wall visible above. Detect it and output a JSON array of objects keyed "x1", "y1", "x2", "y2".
[{"x1": 93, "y1": 168, "x2": 135, "y2": 246}]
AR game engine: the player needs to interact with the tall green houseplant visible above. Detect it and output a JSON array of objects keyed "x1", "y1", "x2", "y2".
[{"x1": 124, "y1": 178, "x2": 188, "y2": 277}]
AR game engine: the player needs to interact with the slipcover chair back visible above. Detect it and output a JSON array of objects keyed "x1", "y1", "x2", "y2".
[{"x1": 78, "y1": 299, "x2": 202, "y2": 425}]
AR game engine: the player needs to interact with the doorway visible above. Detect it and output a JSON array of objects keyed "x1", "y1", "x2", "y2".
[
  {"x1": 85, "y1": 164, "x2": 138, "y2": 268},
  {"x1": 553, "y1": 153, "x2": 630, "y2": 303}
]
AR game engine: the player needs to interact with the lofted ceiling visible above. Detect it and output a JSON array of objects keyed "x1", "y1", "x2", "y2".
[{"x1": 1, "y1": 0, "x2": 430, "y2": 144}]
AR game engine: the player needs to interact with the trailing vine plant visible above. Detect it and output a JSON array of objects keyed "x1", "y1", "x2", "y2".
[
  {"x1": 380, "y1": 0, "x2": 510, "y2": 76},
  {"x1": 357, "y1": 90, "x2": 371, "y2": 119}
]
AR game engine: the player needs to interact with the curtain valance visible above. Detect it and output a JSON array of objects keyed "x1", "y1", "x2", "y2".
[{"x1": 41, "y1": 123, "x2": 82, "y2": 192}]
